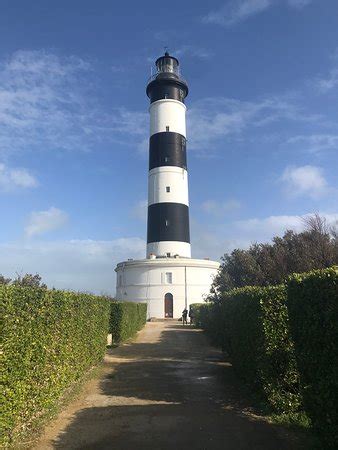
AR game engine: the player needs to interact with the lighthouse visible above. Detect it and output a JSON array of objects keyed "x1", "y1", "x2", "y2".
[
  {"x1": 146, "y1": 52, "x2": 190, "y2": 259},
  {"x1": 115, "y1": 53, "x2": 219, "y2": 319}
]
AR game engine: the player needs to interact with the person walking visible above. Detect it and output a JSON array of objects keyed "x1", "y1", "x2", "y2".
[{"x1": 182, "y1": 308, "x2": 188, "y2": 326}]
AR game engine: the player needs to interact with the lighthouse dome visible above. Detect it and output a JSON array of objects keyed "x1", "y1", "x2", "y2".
[{"x1": 146, "y1": 52, "x2": 188, "y2": 103}]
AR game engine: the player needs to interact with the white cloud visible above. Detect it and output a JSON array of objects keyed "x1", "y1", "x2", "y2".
[
  {"x1": 187, "y1": 96, "x2": 317, "y2": 153},
  {"x1": 105, "y1": 94, "x2": 320, "y2": 157},
  {"x1": 201, "y1": 199, "x2": 241, "y2": 216},
  {"x1": 174, "y1": 45, "x2": 212, "y2": 59},
  {"x1": 1, "y1": 213, "x2": 336, "y2": 292},
  {"x1": 0, "y1": 50, "x2": 93, "y2": 156},
  {"x1": 108, "y1": 107, "x2": 148, "y2": 137},
  {"x1": 0, "y1": 50, "x2": 147, "y2": 158},
  {"x1": 202, "y1": 0, "x2": 272, "y2": 26},
  {"x1": 191, "y1": 212, "x2": 338, "y2": 260},
  {"x1": 0, "y1": 237, "x2": 145, "y2": 294},
  {"x1": 316, "y1": 67, "x2": 338, "y2": 92},
  {"x1": 25, "y1": 207, "x2": 68, "y2": 237},
  {"x1": 0, "y1": 50, "x2": 311, "y2": 159},
  {"x1": 235, "y1": 214, "x2": 305, "y2": 235},
  {"x1": 76, "y1": 93, "x2": 314, "y2": 156},
  {"x1": 287, "y1": 134, "x2": 338, "y2": 153},
  {"x1": 202, "y1": 0, "x2": 312, "y2": 26},
  {"x1": 0, "y1": 163, "x2": 38, "y2": 190},
  {"x1": 314, "y1": 49, "x2": 338, "y2": 92},
  {"x1": 280, "y1": 165, "x2": 328, "y2": 199},
  {"x1": 234, "y1": 212, "x2": 338, "y2": 241}
]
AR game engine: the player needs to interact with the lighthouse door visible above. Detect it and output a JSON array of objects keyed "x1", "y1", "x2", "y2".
[{"x1": 164, "y1": 293, "x2": 173, "y2": 318}]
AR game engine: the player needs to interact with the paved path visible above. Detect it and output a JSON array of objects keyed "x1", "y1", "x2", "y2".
[{"x1": 35, "y1": 322, "x2": 302, "y2": 450}]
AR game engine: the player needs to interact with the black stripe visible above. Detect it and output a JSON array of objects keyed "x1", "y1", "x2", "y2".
[
  {"x1": 146, "y1": 77, "x2": 188, "y2": 104},
  {"x1": 149, "y1": 132, "x2": 187, "y2": 170},
  {"x1": 147, "y1": 203, "x2": 190, "y2": 244}
]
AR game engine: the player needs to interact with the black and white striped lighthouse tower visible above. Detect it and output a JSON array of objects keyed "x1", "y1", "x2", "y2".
[
  {"x1": 115, "y1": 52, "x2": 220, "y2": 318},
  {"x1": 146, "y1": 52, "x2": 191, "y2": 258}
]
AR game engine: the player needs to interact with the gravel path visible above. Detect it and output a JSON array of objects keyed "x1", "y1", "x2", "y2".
[{"x1": 35, "y1": 322, "x2": 302, "y2": 450}]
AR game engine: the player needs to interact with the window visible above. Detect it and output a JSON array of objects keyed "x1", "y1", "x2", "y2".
[
  {"x1": 164, "y1": 156, "x2": 169, "y2": 163},
  {"x1": 118, "y1": 275, "x2": 122, "y2": 287},
  {"x1": 165, "y1": 219, "x2": 169, "y2": 227},
  {"x1": 165, "y1": 272, "x2": 172, "y2": 284},
  {"x1": 166, "y1": 186, "x2": 170, "y2": 193},
  {"x1": 166, "y1": 126, "x2": 169, "y2": 131}
]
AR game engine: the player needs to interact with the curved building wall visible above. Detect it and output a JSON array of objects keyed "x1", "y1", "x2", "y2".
[{"x1": 115, "y1": 258, "x2": 219, "y2": 319}]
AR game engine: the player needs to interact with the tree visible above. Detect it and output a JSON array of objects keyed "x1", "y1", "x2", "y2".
[
  {"x1": 210, "y1": 214, "x2": 338, "y2": 300},
  {"x1": 0, "y1": 275, "x2": 12, "y2": 285},
  {"x1": 12, "y1": 273, "x2": 47, "y2": 289}
]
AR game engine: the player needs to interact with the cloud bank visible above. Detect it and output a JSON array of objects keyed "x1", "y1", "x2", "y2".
[{"x1": 0, "y1": 237, "x2": 145, "y2": 295}]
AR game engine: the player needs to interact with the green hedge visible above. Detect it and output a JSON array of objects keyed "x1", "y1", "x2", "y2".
[
  {"x1": 287, "y1": 267, "x2": 338, "y2": 448},
  {"x1": 189, "y1": 303, "x2": 207, "y2": 328},
  {"x1": 109, "y1": 301, "x2": 147, "y2": 343},
  {"x1": 190, "y1": 302, "x2": 225, "y2": 346},
  {"x1": 193, "y1": 287, "x2": 301, "y2": 413},
  {"x1": 0, "y1": 285, "x2": 111, "y2": 446},
  {"x1": 221, "y1": 286, "x2": 301, "y2": 413}
]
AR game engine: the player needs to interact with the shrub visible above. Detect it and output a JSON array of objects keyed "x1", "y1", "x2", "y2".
[
  {"x1": 0, "y1": 285, "x2": 110, "y2": 446},
  {"x1": 287, "y1": 267, "x2": 338, "y2": 448},
  {"x1": 189, "y1": 303, "x2": 206, "y2": 328},
  {"x1": 189, "y1": 303, "x2": 221, "y2": 342},
  {"x1": 222, "y1": 286, "x2": 301, "y2": 413},
  {"x1": 109, "y1": 301, "x2": 147, "y2": 343},
  {"x1": 195, "y1": 286, "x2": 301, "y2": 413}
]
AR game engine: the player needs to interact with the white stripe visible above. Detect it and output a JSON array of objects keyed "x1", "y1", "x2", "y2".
[
  {"x1": 150, "y1": 99, "x2": 186, "y2": 137},
  {"x1": 148, "y1": 167, "x2": 189, "y2": 206},
  {"x1": 147, "y1": 241, "x2": 191, "y2": 258}
]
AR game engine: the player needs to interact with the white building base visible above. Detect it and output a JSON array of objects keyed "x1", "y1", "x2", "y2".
[{"x1": 115, "y1": 257, "x2": 220, "y2": 319}]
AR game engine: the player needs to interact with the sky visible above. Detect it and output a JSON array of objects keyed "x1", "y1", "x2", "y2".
[{"x1": 0, "y1": 0, "x2": 337, "y2": 294}]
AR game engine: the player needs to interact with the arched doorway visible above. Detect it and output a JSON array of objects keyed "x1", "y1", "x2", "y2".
[{"x1": 164, "y1": 293, "x2": 173, "y2": 318}]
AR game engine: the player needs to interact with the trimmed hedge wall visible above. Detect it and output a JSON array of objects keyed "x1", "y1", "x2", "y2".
[
  {"x1": 287, "y1": 267, "x2": 338, "y2": 448},
  {"x1": 221, "y1": 286, "x2": 301, "y2": 413},
  {"x1": 194, "y1": 267, "x2": 338, "y2": 447},
  {"x1": 195, "y1": 286, "x2": 301, "y2": 413},
  {"x1": 109, "y1": 301, "x2": 147, "y2": 343},
  {"x1": 190, "y1": 303, "x2": 224, "y2": 346},
  {"x1": 192, "y1": 286, "x2": 301, "y2": 414},
  {"x1": 0, "y1": 286, "x2": 111, "y2": 446},
  {"x1": 189, "y1": 303, "x2": 208, "y2": 328}
]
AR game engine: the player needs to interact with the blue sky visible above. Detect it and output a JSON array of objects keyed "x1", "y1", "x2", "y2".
[{"x1": 0, "y1": 0, "x2": 337, "y2": 293}]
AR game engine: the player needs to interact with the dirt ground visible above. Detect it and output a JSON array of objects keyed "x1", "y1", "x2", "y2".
[{"x1": 34, "y1": 322, "x2": 304, "y2": 450}]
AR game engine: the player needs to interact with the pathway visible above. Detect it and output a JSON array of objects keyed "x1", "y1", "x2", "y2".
[{"x1": 35, "y1": 322, "x2": 303, "y2": 450}]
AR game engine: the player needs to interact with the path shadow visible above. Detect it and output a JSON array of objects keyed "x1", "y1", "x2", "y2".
[
  {"x1": 51, "y1": 324, "x2": 302, "y2": 450},
  {"x1": 52, "y1": 404, "x2": 295, "y2": 450}
]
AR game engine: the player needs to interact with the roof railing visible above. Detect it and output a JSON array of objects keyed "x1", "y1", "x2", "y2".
[{"x1": 147, "y1": 72, "x2": 187, "y2": 85}]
